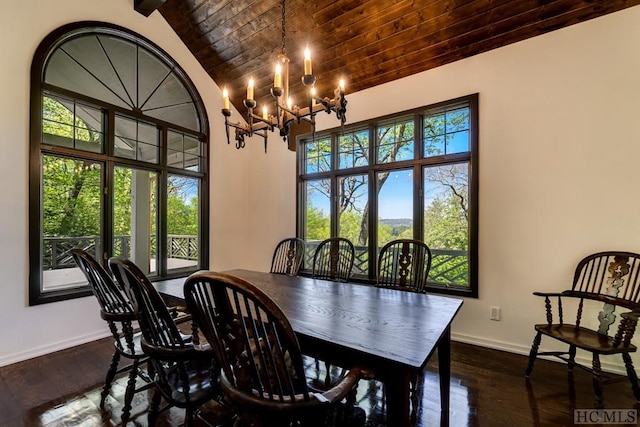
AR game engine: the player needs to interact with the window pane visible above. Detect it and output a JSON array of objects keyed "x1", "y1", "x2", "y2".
[
  {"x1": 338, "y1": 175, "x2": 369, "y2": 276},
  {"x1": 42, "y1": 95, "x2": 103, "y2": 153},
  {"x1": 376, "y1": 169, "x2": 413, "y2": 248},
  {"x1": 304, "y1": 137, "x2": 331, "y2": 173},
  {"x1": 184, "y1": 151, "x2": 200, "y2": 172},
  {"x1": 167, "y1": 175, "x2": 200, "y2": 271},
  {"x1": 113, "y1": 166, "x2": 158, "y2": 275},
  {"x1": 41, "y1": 155, "x2": 102, "y2": 292},
  {"x1": 424, "y1": 105, "x2": 470, "y2": 157},
  {"x1": 304, "y1": 179, "x2": 331, "y2": 266},
  {"x1": 376, "y1": 117, "x2": 414, "y2": 164},
  {"x1": 424, "y1": 163, "x2": 469, "y2": 287},
  {"x1": 167, "y1": 131, "x2": 202, "y2": 171},
  {"x1": 338, "y1": 129, "x2": 369, "y2": 169},
  {"x1": 114, "y1": 116, "x2": 159, "y2": 163}
]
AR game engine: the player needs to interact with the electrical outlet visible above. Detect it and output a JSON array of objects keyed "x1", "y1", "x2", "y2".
[{"x1": 490, "y1": 306, "x2": 501, "y2": 321}]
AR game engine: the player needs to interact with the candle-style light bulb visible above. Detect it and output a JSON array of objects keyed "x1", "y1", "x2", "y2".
[
  {"x1": 263, "y1": 106, "x2": 268, "y2": 120},
  {"x1": 339, "y1": 78, "x2": 345, "y2": 91},
  {"x1": 222, "y1": 88, "x2": 230, "y2": 110},
  {"x1": 274, "y1": 64, "x2": 282, "y2": 88},
  {"x1": 287, "y1": 97, "x2": 293, "y2": 109},
  {"x1": 310, "y1": 87, "x2": 317, "y2": 106},
  {"x1": 304, "y1": 47, "x2": 312, "y2": 75},
  {"x1": 247, "y1": 78, "x2": 254, "y2": 101}
]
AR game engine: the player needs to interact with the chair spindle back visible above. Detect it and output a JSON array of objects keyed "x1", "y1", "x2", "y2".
[
  {"x1": 377, "y1": 239, "x2": 432, "y2": 292},
  {"x1": 270, "y1": 237, "x2": 306, "y2": 276},
  {"x1": 312, "y1": 237, "x2": 355, "y2": 282},
  {"x1": 184, "y1": 272, "x2": 309, "y2": 403}
]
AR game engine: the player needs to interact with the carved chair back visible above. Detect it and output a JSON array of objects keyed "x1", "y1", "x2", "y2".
[
  {"x1": 270, "y1": 237, "x2": 306, "y2": 276},
  {"x1": 376, "y1": 239, "x2": 433, "y2": 292},
  {"x1": 312, "y1": 237, "x2": 355, "y2": 282},
  {"x1": 567, "y1": 251, "x2": 640, "y2": 335}
]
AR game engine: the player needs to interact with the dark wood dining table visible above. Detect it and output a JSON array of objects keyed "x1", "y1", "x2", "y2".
[{"x1": 155, "y1": 269, "x2": 463, "y2": 426}]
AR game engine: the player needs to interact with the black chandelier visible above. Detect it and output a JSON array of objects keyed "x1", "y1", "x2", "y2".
[{"x1": 221, "y1": 0, "x2": 347, "y2": 152}]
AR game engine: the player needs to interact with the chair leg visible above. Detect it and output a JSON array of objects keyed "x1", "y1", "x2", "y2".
[
  {"x1": 101, "y1": 350, "x2": 121, "y2": 408},
  {"x1": 324, "y1": 361, "x2": 332, "y2": 389},
  {"x1": 525, "y1": 332, "x2": 541, "y2": 377},
  {"x1": 410, "y1": 372, "x2": 419, "y2": 425},
  {"x1": 185, "y1": 407, "x2": 194, "y2": 427},
  {"x1": 592, "y1": 353, "x2": 604, "y2": 409},
  {"x1": 567, "y1": 345, "x2": 577, "y2": 371},
  {"x1": 622, "y1": 353, "x2": 640, "y2": 401},
  {"x1": 121, "y1": 359, "x2": 140, "y2": 425},
  {"x1": 148, "y1": 389, "x2": 162, "y2": 426}
]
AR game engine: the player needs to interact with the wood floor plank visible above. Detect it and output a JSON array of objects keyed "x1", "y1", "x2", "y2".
[{"x1": 1, "y1": 338, "x2": 638, "y2": 426}]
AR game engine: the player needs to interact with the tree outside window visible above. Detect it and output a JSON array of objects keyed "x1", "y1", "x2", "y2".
[{"x1": 298, "y1": 94, "x2": 477, "y2": 297}]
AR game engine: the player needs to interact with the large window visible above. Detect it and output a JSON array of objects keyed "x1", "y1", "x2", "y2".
[
  {"x1": 298, "y1": 94, "x2": 478, "y2": 297},
  {"x1": 29, "y1": 23, "x2": 209, "y2": 305}
]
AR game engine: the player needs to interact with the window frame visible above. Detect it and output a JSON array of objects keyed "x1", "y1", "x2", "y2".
[
  {"x1": 29, "y1": 22, "x2": 209, "y2": 305},
  {"x1": 297, "y1": 94, "x2": 478, "y2": 298}
]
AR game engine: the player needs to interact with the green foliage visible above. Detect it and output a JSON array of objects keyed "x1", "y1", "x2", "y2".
[
  {"x1": 306, "y1": 205, "x2": 329, "y2": 240},
  {"x1": 424, "y1": 195, "x2": 468, "y2": 250},
  {"x1": 42, "y1": 156, "x2": 101, "y2": 237}
]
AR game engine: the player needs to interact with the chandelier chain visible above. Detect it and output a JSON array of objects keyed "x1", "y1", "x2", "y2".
[{"x1": 281, "y1": 0, "x2": 286, "y2": 55}]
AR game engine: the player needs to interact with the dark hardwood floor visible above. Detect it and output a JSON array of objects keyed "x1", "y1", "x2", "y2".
[{"x1": 0, "y1": 338, "x2": 638, "y2": 426}]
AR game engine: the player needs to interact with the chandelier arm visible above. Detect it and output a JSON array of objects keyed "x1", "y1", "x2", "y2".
[
  {"x1": 235, "y1": 128, "x2": 245, "y2": 149},
  {"x1": 224, "y1": 115, "x2": 231, "y2": 145}
]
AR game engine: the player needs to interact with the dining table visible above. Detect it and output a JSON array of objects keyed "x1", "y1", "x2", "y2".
[{"x1": 155, "y1": 269, "x2": 463, "y2": 426}]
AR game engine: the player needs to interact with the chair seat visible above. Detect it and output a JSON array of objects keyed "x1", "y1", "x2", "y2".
[
  {"x1": 164, "y1": 360, "x2": 217, "y2": 406},
  {"x1": 535, "y1": 323, "x2": 638, "y2": 354},
  {"x1": 115, "y1": 331, "x2": 146, "y2": 359}
]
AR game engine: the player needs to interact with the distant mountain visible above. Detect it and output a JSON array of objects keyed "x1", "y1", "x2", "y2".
[{"x1": 380, "y1": 218, "x2": 412, "y2": 227}]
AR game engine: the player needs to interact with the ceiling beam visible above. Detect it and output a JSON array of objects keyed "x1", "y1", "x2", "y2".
[{"x1": 134, "y1": 0, "x2": 167, "y2": 17}]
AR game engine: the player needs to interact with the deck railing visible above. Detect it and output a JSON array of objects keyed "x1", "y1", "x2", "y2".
[
  {"x1": 43, "y1": 235, "x2": 199, "y2": 269},
  {"x1": 45, "y1": 236, "x2": 468, "y2": 287},
  {"x1": 304, "y1": 241, "x2": 468, "y2": 287}
]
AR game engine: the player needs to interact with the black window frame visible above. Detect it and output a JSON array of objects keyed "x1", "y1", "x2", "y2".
[
  {"x1": 297, "y1": 94, "x2": 478, "y2": 298},
  {"x1": 29, "y1": 22, "x2": 209, "y2": 305}
]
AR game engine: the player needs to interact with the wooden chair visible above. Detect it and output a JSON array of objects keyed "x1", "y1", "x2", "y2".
[
  {"x1": 375, "y1": 239, "x2": 432, "y2": 421},
  {"x1": 183, "y1": 271, "x2": 365, "y2": 427},
  {"x1": 310, "y1": 237, "x2": 355, "y2": 385},
  {"x1": 525, "y1": 251, "x2": 640, "y2": 408},
  {"x1": 270, "y1": 237, "x2": 306, "y2": 276},
  {"x1": 108, "y1": 258, "x2": 229, "y2": 427},
  {"x1": 376, "y1": 239, "x2": 432, "y2": 292},
  {"x1": 70, "y1": 248, "x2": 154, "y2": 425},
  {"x1": 312, "y1": 237, "x2": 355, "y2": 282}
]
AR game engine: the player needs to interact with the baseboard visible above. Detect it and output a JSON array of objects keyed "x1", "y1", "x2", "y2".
[
  {"x1": 452, "y1": 332, "x2": 628, "y2": 376},
  {"x1": 0, "y1": 330, "x2": 111, "y2": 368},
  {"x1": 0, "y1": 330, "x2": 630, "y2": 376}
]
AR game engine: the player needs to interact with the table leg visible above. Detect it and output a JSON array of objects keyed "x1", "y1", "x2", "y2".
[
  {"x1": 438, "y1": 326, "x2": 451, "y2": 425},
  {"x1": 384, "y1": 370, "x2": 411, "y2": 425}
]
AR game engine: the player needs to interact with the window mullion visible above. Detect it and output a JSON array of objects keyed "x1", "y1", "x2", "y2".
[
  {"x1": 414, "y1": 113, "x2": 423, "y2": 241},
  {"x1": 367, "y1": 123, "x2": 377, "y2": 281}
]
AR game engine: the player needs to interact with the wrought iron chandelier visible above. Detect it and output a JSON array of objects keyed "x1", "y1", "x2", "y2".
[{"x1": 221, "y1": 0, "x2": 347, "y2": 152}]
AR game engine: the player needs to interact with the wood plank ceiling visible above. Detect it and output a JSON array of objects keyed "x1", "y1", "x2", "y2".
[{"x1": 158, "y1": 0, "x2": 640, "y2": 118}]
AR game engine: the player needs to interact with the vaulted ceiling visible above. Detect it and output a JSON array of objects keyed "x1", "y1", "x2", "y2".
[{"x1": 157, "y1": 0, "x2": 640, "y2": 116}]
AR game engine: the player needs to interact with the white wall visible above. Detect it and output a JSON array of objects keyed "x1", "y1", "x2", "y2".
[
  {"x1": 0, "y1": 0, "x2": 260, "y2": 366},
  {"x1": 1, "y1": 0, "x2": 639, "y2": 377},
  {"x1": 315, "y1": 6, "x2": 640, "y2": 374}
]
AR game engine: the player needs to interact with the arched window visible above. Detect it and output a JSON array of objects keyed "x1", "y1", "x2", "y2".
[{"x1": 29, "y1": 22, "x2": 209, "y2": 305}]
